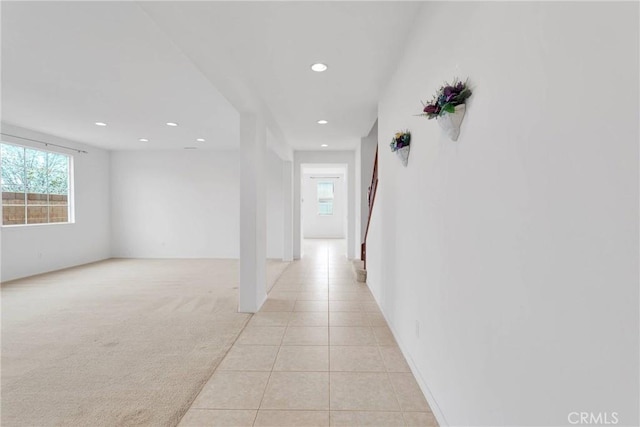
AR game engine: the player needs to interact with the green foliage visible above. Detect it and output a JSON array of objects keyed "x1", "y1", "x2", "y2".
[
  {"x1": 390, "y1": 130, "x2": 411, "y2": 152},
  {"x1": 441, "y1": 104, "x2": 456, "y2": 114},
  {"x1": 1, "y1": 143, "x2": 69, "y2": 195},
  {"x1": 419, "y1": 78, "x2": 472, "y2": 119}
]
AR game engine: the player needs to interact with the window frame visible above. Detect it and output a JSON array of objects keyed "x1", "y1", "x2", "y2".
[
  {"x1": 1, "y1": 142, "x2": 75, "y2": 227},
  {"x1": 317, "y1": 181, "x2": 334, "y2": 216}
]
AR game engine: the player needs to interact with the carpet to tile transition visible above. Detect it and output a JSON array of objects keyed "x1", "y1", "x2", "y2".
[{"x1": 1, "y1": 258, "x2": 289, "y2": 426}]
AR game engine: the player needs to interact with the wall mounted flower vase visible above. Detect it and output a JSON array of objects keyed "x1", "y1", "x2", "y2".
[
  {"x1": 437, "y1": 104, "x2": 466, "y2": 141},
  {"x1": 390, "y1": 130, "x2": 411, "y2": 167},
  {"x1": 396, "y1": 145, "x2": 410, "y2": 167},
  {"x1": 419, "y1": 78, "x2": 472, "y2": 142}
]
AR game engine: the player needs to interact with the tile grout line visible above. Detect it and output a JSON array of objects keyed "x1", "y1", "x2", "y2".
[
  {"x1": 251, "y1": 264, "x2": 291, "y2": 427},
  {"x1": 210, "y1": 242, "x2": 412, "y2": 426},
  {"x1": 189, "y1": 407, "x2": 429, "y2": 413},
  {"x1": 253, "y1": 244, "x2": 334, "y2": 424},
  {"x1": 326, "y1": 242, "x2": 332, "y2": 417},
  {"x1": 176, "y1": 310, "x2": 254, "y2": 426}
]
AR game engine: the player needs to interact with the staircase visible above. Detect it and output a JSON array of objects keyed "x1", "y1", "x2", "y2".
[{"x1": 356, "y1": 146, "x2": 378, "y2": 283}]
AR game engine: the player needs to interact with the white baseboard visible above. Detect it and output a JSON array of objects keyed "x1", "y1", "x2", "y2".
[{"x1": 372, "y1": 292, "x2": 450, "y2": 427}]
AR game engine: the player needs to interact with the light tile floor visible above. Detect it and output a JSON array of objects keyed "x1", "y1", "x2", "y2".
[{"x1": 179, "y1": 240, "x2": 438, "y2": 427}]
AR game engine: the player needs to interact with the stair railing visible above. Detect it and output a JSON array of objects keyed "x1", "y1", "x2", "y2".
[{"x1": 361, "y1": 146, "x2": 378, "y2": 269}]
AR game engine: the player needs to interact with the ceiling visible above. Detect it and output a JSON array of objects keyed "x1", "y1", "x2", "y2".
[
  {"x1": 1, "y1": 2, "x2": 421, "y2": 152},
  {"x1": 1, "y1": 2, "x2": 239, "y2": 151}
]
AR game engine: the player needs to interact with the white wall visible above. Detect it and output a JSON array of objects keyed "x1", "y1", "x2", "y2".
[
  {"x1": 1, "y1": 124, "x2": 111, "y2": 281},
  {"x1": 266, "y1": 148, "x2": 284, "y2": 259},
  {"x1": 302, "y1": 173, "x2": 346, "y2": 239},
  {"x1": 110, "y1": 149, "x2": 239, "y2": 258},
  {"x1": 369, "y1": 2, "x2": 639, "y2": 426},
  {"x1": 354, "y1": 143, "x2": 361, "y2": 254}
]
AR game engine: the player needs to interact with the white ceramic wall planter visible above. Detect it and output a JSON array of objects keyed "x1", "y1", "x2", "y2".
[
  {"x1": 395, "y1": 145, "x2": 410, "y2": 167},
  {"x1": 437, "y1": 104, "x2": 466, "y2": 141}
]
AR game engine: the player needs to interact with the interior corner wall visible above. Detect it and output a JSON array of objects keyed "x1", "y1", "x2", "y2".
[
  {"x1": 110, "y1": 149, "x2": 239, "y2": 258},
  {"x1": 1, "y1": 124, "x2": 111, "y2": 282},
  {"x1": 370, "y1": 2, "x2": 639, "y2": 426},
  {"x1": 266, "y1": 148, "x2": 284, "y2": 259}
]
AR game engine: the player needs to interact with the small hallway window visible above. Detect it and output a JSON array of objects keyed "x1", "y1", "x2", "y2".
[
  {"x1": 317, "y1": 182, "x2": 334, "y2": 215},
  {"x1": 1, "y1": 142, "x2": 72, "y2": 226}
]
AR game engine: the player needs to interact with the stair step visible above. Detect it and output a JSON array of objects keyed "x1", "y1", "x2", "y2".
[{"x1": 352, "y1": 260, "x2": 367, "y2": 283}]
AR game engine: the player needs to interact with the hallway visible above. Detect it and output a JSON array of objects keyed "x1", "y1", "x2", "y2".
[{"x1": 180, "y1": 239, "x2": 437, "y2": 426}]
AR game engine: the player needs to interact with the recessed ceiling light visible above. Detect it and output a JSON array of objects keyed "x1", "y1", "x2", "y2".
[
  {"x1": 139, "y1": 138, "x2": 149, "y2": 142},
  {"x1": 311, "y1": 63, "x2": 328, "y2": 72},
  {"x1": 95, "y1": 122, "x2": 107, "y2": 126},
  {"x1": 166, "y1": 122, "x2": 178, "y2": 127},
  {"x1": 317, "y1": 120, "x2": 328, "y2": 125},
  {"x1": 196, "y1": 138, "x2": 205, "y2": 142},
  {"x1": 321, "y1": 144, "x2": 329, "y2": 147}
]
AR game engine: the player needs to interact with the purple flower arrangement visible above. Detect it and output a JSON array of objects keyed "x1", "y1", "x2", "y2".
[
  {"x1": 390, "y1": 130, "x2": 411, "y2": 152},
  {"x1": 420, "y1": 78, "x2": 472, "y2": 119}
]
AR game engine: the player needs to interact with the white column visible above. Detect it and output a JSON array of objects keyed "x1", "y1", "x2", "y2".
[
  {"x1": 282, "y1": 160, "x2": 293, "y2": 262},
  {"x1": 293, "y1": 157, "x2": 302, "y2": 259},
  {"x1": 239, "y1": 112, "x2": 267, "y2": 313}
]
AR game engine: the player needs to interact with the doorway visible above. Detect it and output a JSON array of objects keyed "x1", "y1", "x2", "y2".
[{"x1": 301, "y1": 164, "x2": 348, "y2": 243}]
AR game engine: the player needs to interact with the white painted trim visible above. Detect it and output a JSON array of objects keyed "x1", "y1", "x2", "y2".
[{"x1": 371, "y1": 289, "x2": 449, "y2": 427}]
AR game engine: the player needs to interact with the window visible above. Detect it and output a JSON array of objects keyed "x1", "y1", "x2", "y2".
[
  {"x1": 1, "y1": 143, "x2": 72, "y2": 226},
  {"x1": 317, "y1": 182, "x2": 334, "y2": 215}
]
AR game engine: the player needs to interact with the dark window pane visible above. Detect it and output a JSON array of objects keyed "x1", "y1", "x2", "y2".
[
  {"x1": 49, "y1": 205, "x2": 68, "y2": 223},
  {"x1": 27, "y1": 206, "x2": 48, "y2": 224}
]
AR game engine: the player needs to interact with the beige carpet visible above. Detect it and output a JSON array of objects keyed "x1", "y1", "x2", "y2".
[{"x1": 1, "y1": 258, "x2": 289, "y2": 427}]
